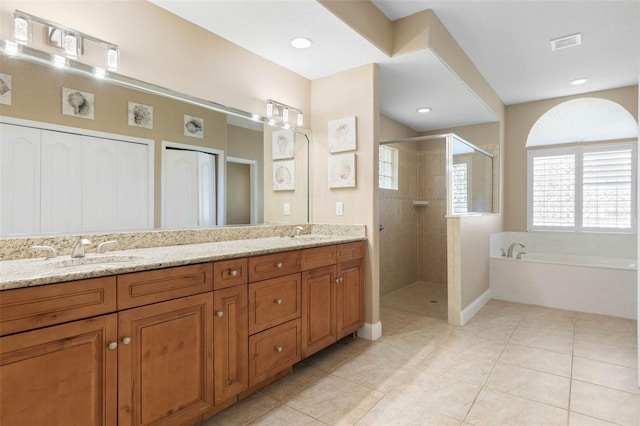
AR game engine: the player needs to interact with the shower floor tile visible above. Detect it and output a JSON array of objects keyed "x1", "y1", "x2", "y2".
[{"x1": 380, "y1": 280, "x2": 448, "y2": 319}]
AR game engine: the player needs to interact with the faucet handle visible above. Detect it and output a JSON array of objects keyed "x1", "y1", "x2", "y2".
[
  {"x1": 32, "y1": 245, "x2": 57, "y2": 259},
  {"x1": 97, "y1": 240, "x2": 118, "y2": 254}
]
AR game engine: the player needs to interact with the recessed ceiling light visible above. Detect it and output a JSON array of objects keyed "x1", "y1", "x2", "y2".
[
  {"x1": 570, "y1": 78, "x2": 589, "y2": 86},
  {"x1": 416, "y1": 107, "x2": 432, "y2": 113},
  {"x1": 290, "y1": 37, "x2": 312, "y2": 49}
]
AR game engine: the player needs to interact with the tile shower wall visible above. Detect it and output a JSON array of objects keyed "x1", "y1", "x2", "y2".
[
  {"x1": 379, "y1": 140, "x2": 448, "y2": 296},
  {"x1": 379, "y1": 144, "x2": 418, "y2": 295},
  {"x1": 416, "y1": 142, "x2": 447, "y2": 285}
]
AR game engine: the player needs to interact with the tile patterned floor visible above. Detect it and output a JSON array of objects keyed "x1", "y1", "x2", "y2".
[{"x1": 202, "y1": 290, "x2": 639, "y2": 425}]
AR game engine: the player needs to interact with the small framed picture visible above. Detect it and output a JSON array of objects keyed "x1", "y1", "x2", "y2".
[
  {"x1": 328, "y1": 153, "x2": 356, "y2": 188},
  {"x1": 184, "y1": 114, "x2": 204, "y2": 138},
  {"x1": 328, "y1": 115, "x2": 357, "y2": 153},
  {"x1": 273, "y1": 160, "x2": 295, "y2": 191},
  {"x1": 128, "y1": 102, "x2": 153, "y2": 129},
  {"x1": 0, "y1": 73, "x2": 11, "y2": 106},
  {"x1": 272, "y1": 129, "x2": 295, "y2": 159},
  {"x1": 62, "y1": 87, "x2": 94, "y2": 119}
]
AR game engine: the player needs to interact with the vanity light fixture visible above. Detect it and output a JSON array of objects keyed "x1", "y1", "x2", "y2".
[
  {"x1": 266, "y1": 99, "x2": 304, "y2": 128},
  {"x1": 290, "y1": 37, "x2": 312, "y2": 49},
  {"x1": 417, "y1": 107, "x2": 432, "y2": 113},
  {"x1": 14, "y1": 13, "x2": 31, "y2": 44},
  {"x1": 12, "y1": 10, "x2": 119, "y2": 71},
  {"x1": 570, "y1": 78, "x2": 589, "y2": 86},
  {"x1": 3, "y1": 40, "x2": 20, "y2": 56}
]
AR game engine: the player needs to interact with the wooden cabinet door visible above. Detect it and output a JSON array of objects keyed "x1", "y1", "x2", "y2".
[
  {"x1": 214, "y1": 285, "x2": 248, "y2": 403},
  {"x1": 0, "y1": 314, "x2": 118, "y2": 426},
  {"x1": 118, "y1": 293, "x2": 214, "y2": 426},
  {"x1": 336, "y1": 259, "x2": 364, "y2": 340},
  {"x1": 301, "y1": 265, "x2": 336, "y2": 357}
]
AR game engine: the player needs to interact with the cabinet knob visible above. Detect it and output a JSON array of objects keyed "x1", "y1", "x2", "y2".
[
  {"x1": 108, "y1": 342, "x2": 118, "y2": 350},
  {"x1": 335, "y1": 277, "x2": 344, "y2": 284},
  {"x1": 122, "y1": 337, "x2": 131, "y2": 345},
  {"x1": 275, "y1": 262, "x2": 283, "y2": 269},
  {"x1": 229, "y1": 269, "x2": 238, "y2": 277},
  {"x1": 275, "y1": 346, "x2": 283, "y2": 353},
  {"x1": 275, "y1": 298, "x2": 283, "y2": 305},
  {"x1": 216, "y1": 311, "x2": 224, "y2": 317}
]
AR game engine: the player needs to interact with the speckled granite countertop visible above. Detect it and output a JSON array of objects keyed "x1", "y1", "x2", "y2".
[{"x1": 0, "y1": 234, "x2": 366, "y2": 290}]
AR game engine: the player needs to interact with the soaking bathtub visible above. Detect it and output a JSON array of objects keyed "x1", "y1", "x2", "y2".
[{"x1": 489, "y1": 232, "x2": 637, "y2": 319}]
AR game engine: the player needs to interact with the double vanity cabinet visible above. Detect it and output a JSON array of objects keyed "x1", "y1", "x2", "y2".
[{"x1": 0, "y1": 240, "x2": 365, "y2": 426}]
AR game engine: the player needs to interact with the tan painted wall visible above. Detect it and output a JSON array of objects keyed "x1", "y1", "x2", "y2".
[
  {"x1": 311, "y1": 64, "x2": 379, "y2": 326},
  {"x1": 227, "y1": 125, "x2": 265, "y2": 223},
  {"x1": 504, "y1": 85, "x2": 639, "y2": 231}
]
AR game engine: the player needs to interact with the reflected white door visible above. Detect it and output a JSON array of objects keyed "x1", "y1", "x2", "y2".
[
  {"x1": 164, "y1": 148, "x2": 216, "y2": 228},
  {"x1": 0, "y1": 124, "x2": 41, "y2": 236}
]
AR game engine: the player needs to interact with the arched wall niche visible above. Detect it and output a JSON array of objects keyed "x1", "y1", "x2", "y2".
[{"x1": 526, "y1": 98, "x2": 638, "y2": 147}]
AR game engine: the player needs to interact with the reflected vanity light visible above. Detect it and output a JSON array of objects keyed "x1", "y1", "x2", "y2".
[
  {"x1": 266, "y1": 101, "x2": 274, "y2": 117},
  {"x1": 297, "y1": 112, "x2": 304, "y2": 126},
  {"x1": 282, "y1": 107, "x2": 289, "y2": 122},
  {"x1": 64, "y1": 32, "x2": 81, "y2": 57},
  {"x1": 3, "y1": 40, "x2": 20, "y2": 56},
  {"x1": 14, "y1": 13, "x2": 31, "y2": 44},
  {"x1": 106, "y1": 45, "x2": 119, "y2": 70},
  {"x1": 93, "y1": 66, "x2": 106, "y2": 79}
]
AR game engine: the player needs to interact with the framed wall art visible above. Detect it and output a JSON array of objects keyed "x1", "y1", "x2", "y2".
[
  {"x1": 62, "y1": 87, "x2": 94, "y2": 119},
  {"x1": 128, "y1": 101, "x2": 153, "y2": 129},
  {"x1": 0, "y1": 73, "x2": 11, "y2": 106},
  {"x1": 273, "y1": 160, "x2": 295, "y2": 191},
  {"x1": 272, "y1": 129, "x2": 295, "y2": 159},
  {"x1": 328, "y1": 115, "x2": 357, "y2": 153},
  {"x1": 184, "y1": 114, "x2": 204, "y2": 138},
  {"x1": 328, "y1": 153, "x2": 356, "y2": 188}
]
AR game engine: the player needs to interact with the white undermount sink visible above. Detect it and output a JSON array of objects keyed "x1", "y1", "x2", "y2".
[{"x1": 294, "y1": 235, "x2": 333, "y2": 241}]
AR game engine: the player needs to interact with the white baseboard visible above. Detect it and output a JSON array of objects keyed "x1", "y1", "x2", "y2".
[
  {"x1": 357, "y1": 321, "x2": 382, "y2": 340},
  {"x1": 461, "y1": 288, "x2": 493, "y2": 326}
]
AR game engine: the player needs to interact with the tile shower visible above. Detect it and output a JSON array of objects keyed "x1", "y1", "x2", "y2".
[{"x1": 380, "y1": 140, "x2": 448, "y2": 319}]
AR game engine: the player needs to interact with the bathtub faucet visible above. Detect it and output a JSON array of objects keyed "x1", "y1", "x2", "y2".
[{"x1": 507, "y1": 242, "x2": 525, "y2": 258}]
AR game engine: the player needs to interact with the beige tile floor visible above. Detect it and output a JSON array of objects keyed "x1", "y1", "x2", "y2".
[{"x1": 202, "y1": 292, "x2": 639, "y2": 426}]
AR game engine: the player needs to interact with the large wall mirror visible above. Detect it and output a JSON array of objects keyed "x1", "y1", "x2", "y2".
[{"x1": 0, "y1": 54, "x2": 310, "y2": 237}]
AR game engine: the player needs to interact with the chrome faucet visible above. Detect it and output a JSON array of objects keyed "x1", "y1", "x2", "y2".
[
  {"x1": 290, "y1": 226, "x2": 304, "y2": 237},
  {"x1": 97, "y1": 240, "x2": 118, "y2": 254},
  {"x1": 32, "y1": 245, "x2": 57, "y2": 259},
  {"x1": 507, "y1": 242, "x2": 525, "y2": 258},
  {"x1": 71, "y1": 238, "x2": 92, "y2": 258}
]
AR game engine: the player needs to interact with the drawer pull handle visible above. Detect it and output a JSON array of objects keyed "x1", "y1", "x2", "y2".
[
  {"x1": 216, "y1": 311, "x2": 224, "y2": 318},
  {"x1": 122, "y1": 337, "x2": 132, "y2": 345},
  {"x1": 275, "y1": 346, "x2": 283, "y2": 353},
  {"x1": 275, "y1": 262, "x2": 284, "y2": 269},
  {"x1": 108, "y1": 342, "x2": 118, "y2": 350},
  {"x1": 275, "y1": 298, "x2": 283, "y2": 305},
  {"x1": 229, "y1": 269, "x2": 238, "y2": 277}
]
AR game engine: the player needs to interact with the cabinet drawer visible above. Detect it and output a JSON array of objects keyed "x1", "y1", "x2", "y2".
[
  {"x1": 249, "y1": 274, "x2": 301, "y2": 334},
  {"x1": 213, "y1": 258, "x2": 248, "y2": 290},
  {"x1": 301, "y1": 245, "x2": 337, "y2": 271},
  {"x1": 337, "y1": 241, "x2": 365, "y2": 262},
  {"x1": 117, "y1": 263, "x2": 213, "y2": 309},
  {"x1": 248, "y1": 251, "x2": 301, "y2": 282},
  {"x1": 0, "y1": 277, "x2": 117, "y2": 336},
  {"x1": 249, "y1": 319, "x2": 301, "y2": 386}
]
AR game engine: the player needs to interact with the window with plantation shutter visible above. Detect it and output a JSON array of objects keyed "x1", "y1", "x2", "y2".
[
  {"x1": 528, "y1": 142, "x2": 636, "y2": 233},
  {"x1": 379, "y1": 145, "x2": 398, "y2": 190}
]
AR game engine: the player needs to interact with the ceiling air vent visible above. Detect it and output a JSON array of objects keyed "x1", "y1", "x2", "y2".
[{"x1": 550, "y1": 33, "x2": 582, "y2": 51}]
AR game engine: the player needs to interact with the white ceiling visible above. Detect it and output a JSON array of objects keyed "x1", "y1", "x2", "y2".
[{"x1": 150, "y1": 0, "x2": 639, "y2": 133}]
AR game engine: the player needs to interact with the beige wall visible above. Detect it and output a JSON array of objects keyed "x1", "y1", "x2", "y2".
[
  {"x1": 504, "y1": 85, "x2": 639, "y2": 231},
  {"x1": 311, "y1": 64, "x2": 380, "y2": 326},
  {"x1": 227, "y1": 125, "x2": 264, "y2": 223}
]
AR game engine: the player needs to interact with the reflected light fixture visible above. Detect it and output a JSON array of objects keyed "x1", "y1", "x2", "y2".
[
  {"x1": 64, "y1": 31, "x2": 81, "y2": 57},
  {"x1": 290, "y1": 37, "x2": 312, "y2": 49},
  {"x1": 3, "y1": 40, "x2": 20, "y2": 56},
  {"x1": 282, "y1": 107, "x2": 289, "y2": 122},
  {"x1": 93, "y1": 66, "x2": 106, "y2": 79},
  {"x1": 297, "y1": 112, "x2": 304, "y2": 127},
  {"x1": 106, "y1": 45, "x2": 119, "y2": 70},
  {"x1": 417, "y1": 107, "x2": 432, "y2": 113}
]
